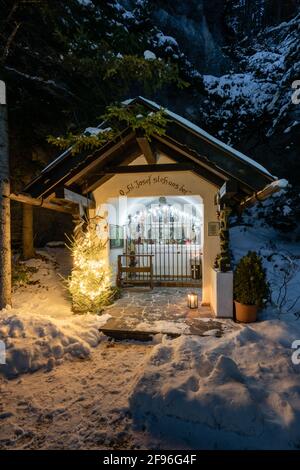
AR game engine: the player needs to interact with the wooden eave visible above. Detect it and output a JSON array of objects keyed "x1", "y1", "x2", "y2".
[
  {"x1": 24, "y1": 128, "x2": 134, "y2": 199},
  {"x1": 23, "y1": 97, "x2": 276, "y2": 210}
]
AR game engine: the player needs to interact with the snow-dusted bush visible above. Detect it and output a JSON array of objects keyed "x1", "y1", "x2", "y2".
[
  {"x1": 233, "y1": 251, "x2": 269, "y2": 307},
  {"x1": 230, "y1": 187, "x2": 300, "y2": 318}
]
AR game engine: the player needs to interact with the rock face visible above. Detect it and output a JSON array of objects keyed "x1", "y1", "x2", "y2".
[
  {"x1": 152, "y1": 0, "x2": 229, "y2": 74},
  {"x1": 198, "y1": 12, "x2": 300, "y2": 184},
  {"x1": 3, "y1": 0, "x2": 300, "y2": 195},
  {"x1": 137, "y1": 0, "x2": 299, "y2": 185}
]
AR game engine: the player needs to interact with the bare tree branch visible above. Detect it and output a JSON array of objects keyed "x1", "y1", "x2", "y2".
[{"x1": 1, "y1": 22, "x2": 22, "y2": 64}]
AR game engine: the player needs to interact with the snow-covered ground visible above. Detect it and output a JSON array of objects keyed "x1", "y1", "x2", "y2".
[
  {"x1": 0, "y1": 338, "x2": 149, "y2": 450},
  {"x1": 127, "y1": 194, "x2": 300, "y2": 449},
  {"x1": 130, "y1": 319, "x2": 300, "y2": 449},
  {"x1": 1, "y1": 199, "x2": 300, "y2": 449},
  {"x1": 1, "y1": 312, "x2": 300, "y2": 449},
  {"x1": 0, "y1": 249, "x2": 111, "y2": 378}
]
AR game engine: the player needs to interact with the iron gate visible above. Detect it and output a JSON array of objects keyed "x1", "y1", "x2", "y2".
[{"x1": 123, "y1": 221, "x2": 202, "y2": 287}]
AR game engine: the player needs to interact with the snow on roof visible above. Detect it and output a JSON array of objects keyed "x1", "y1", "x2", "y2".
[
  {"x1": 268, "y1": 178, "x2": 289, "y2": 189},
  {"x1": 42, "y1": 121, "x2": 107, "y2": 173},
  {"x1": 137, "y1": 96, "x2": 275, "y2": 178},
  {"x1": 42, "y1": 147, "x2": 71, "y2": 174},
  {"x1": 121, "y1": 98, "x2": 134, "y2": 106},
  {"x1": 43, "y1": 96, "x2": 275, "y2": 179},
  {"x1": 84, "y1": 126, "x2": 112, "y2": 136}
]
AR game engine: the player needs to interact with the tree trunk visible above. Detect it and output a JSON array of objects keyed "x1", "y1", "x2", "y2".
[
  {"x1": 0, "y1": 92, "x2": 12, "y2": 309},
  {"x1": 22, "y1": 203, "x2": 35, "y2": 260}
]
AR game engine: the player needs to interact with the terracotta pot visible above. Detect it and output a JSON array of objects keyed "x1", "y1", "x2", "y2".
[{"x1": 234, "y1": 301, "x2": 258, "y2": 323}]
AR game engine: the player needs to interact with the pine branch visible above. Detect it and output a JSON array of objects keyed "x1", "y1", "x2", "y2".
[{"x1": 48, "y1": 103, "x2": 169, "y2": 154}]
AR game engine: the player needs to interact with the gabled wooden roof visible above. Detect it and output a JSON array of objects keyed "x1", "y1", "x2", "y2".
[{"x1": 24, "y1": 96, "x2": 276, "y2": 206}]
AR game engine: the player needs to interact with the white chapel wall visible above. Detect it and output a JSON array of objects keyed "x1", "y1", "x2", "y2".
[{"x1": 92, "y1": 154, "x2": 220, "y2": 304}]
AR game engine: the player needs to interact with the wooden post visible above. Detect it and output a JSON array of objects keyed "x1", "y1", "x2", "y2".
[
  {"x1": 22, "y1": 203, "x2": 35, "y2": 259},
  {"x1": 0, "y1": 82, "x2": 11, "y2": 309}
]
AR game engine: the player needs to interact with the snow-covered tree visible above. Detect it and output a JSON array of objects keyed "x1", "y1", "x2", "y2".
[{"x1": 68, "y1": 218, "x2": 115, "y2": 313}]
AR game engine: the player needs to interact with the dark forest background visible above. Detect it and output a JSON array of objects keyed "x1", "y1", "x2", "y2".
[{"x1": 0, "y1": 0, "x2": 299, "y2": 244}]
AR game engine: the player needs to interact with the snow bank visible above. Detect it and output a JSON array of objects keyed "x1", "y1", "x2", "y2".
[
  {"x1": 11, "y1": 251, "x2": 73, "y2": 319},
  {"x1": 0, "y1": 249, "x2": 111, "y2": 378},
  {"x1": 128, "y1": 194, "x2": 300, "y2": 449},
  {"x1": 129, "y1": 320, "x2": 300, "y2": 449},
  {"x1": 0, "y1": 309, "x2": 110, "y2": 378}
]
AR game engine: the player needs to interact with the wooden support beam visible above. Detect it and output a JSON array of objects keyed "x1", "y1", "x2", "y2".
[
  {"x1": 95, "y1": 163, "x2": 195, "y2": 175},
  {"x1": 81, "y1": 175, "x2": 113, "y2": 196},
  {"x1": 0, "y1": 88, "x2": 11, "y2": 309},
  {"x1": 25, "y1": 130, "x2": 135, "y2": 199},
  {"x1": 9, "y1": 193, "x2": 74, "y2": 214},
  {"x1": 22, "y1": 204, "x2": 35, "y2": 260},
  {"x1": 154, "y1": 139, "x2": 226, "y2": 188},
  {"x1": 0, "y1": 179, "x2": 11, "y2": 308},
  {"x1": 54, "y1": 187, "x2": 95, "y2": 209},
  {"x1": 82, "y1": 144, "x2": 142, "y2": 194},
  {"x1": 136, "y1": 136, "x2": 156, "y2": 164},
  {"x1": 240, "y1": 180, "x2": 284, "y2": 209}
]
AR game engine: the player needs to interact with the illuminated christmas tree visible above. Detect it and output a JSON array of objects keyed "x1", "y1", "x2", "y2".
[{"x1": 68, "y1": 218, "x2": 115, "y2": 313}]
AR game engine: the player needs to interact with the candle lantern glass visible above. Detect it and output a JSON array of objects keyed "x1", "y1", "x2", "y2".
[{"x1": 188, "y1": 293, "x2": 198, "y2": 309}]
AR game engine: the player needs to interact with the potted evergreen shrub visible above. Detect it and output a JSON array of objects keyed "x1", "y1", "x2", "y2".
[{"x1": 233, "y1": 251, "x2": 269, "y2": 323}]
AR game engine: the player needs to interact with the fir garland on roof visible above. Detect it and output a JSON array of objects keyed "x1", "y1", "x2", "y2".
[{"x1": 47, "y1": 103, "x2": 169, "y2": 155}]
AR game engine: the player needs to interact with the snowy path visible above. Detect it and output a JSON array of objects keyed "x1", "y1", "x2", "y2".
[
  {"x1": 0, "y1": 339, "x2": 152, "y2": 450},
  {"x1": 1, "y1": 318, "x2": 300, "y2": 450},
  {"x1": 1, "y1": 233, "x2": 300, "y2": 450}
]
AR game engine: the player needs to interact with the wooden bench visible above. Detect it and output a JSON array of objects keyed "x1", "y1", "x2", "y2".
[{"x1": 117, "y1": 254, "x2": 153, "y2": 290}]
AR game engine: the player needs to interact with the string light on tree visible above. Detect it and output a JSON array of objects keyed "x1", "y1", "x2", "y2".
[{"x1": 68, "y1": 218, "x2": 115, "y2": 313}]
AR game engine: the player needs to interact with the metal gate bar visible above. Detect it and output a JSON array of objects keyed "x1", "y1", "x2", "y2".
[{"x1": 124, "y1": 222, "x2": 202, "y2": 287}]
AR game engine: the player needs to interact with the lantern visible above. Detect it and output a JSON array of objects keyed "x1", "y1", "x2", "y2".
[{"x1": 187, "y1": 293, "x2": 198, "y2": 309}]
